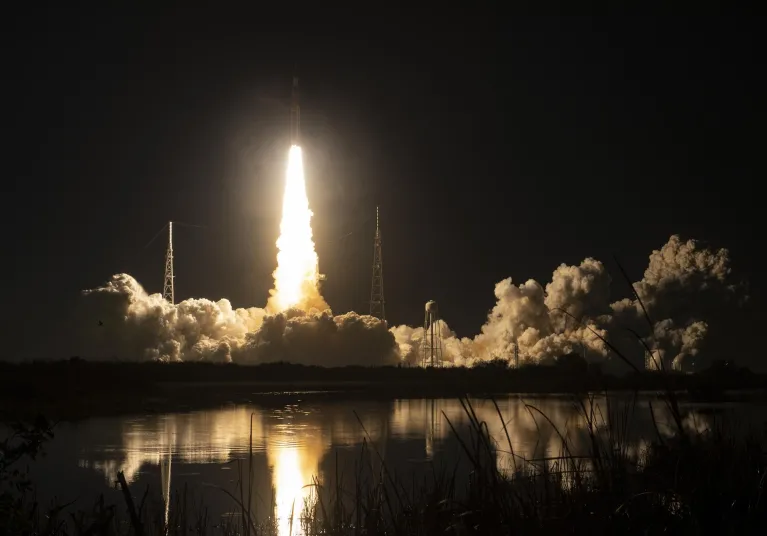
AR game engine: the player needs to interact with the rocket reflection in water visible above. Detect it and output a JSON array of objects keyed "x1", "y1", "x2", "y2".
[
  {"x1": 81, "y1": 405, "x2": 387, "y2": 535},
  {"x1": 78, "y1": 399, "x2": 709, "y2": 533}
]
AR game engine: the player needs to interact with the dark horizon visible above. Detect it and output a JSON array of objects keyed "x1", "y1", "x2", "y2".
[{"x1": 5, "y1": 12, "x2": 763, "y2": 366}]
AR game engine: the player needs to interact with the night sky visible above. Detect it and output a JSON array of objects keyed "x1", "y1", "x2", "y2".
[{"x1": 5, "y1": 12, "x2": 763, "y2": 365}]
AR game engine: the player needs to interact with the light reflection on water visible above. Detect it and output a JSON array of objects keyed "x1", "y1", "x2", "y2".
[{"x1": 32, "y1": 395, "x2": 763, "y2": 535}]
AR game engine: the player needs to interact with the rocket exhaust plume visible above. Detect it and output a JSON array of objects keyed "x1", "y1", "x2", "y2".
[
  {"x1": 77, "y1": 76, "x2": 392, "y2": 364},
  {"x1": 267, "y1": 146, "x2": 327, "y2": 313},
  {"x1": 266, "y1": 76, "x2": 326, "y2": 312}
]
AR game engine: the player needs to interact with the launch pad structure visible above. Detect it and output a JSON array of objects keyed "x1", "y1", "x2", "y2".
[
  {"x1": 163, "y1": 221, "x2": 174, "y2": 304},
  {"x1": 369, "y1": 207, "x2": 386, "y2": 321}
]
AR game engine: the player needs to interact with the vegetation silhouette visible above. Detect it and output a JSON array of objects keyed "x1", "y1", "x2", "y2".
[
  {"x1": 3, "y1": 392, "x2": 767, "y2": 534},
  {"x1": 1, "y1": 358, "x2": 764, "y2": 421}
]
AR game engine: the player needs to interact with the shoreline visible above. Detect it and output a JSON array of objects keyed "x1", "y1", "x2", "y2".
[{"x1": 2, "y1": 360, "x2": 766, "y2": 421}]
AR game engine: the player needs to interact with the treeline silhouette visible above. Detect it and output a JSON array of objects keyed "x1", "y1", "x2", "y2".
[{"x1": 1, "y1": 356, "x2": 764, "y2": 420}]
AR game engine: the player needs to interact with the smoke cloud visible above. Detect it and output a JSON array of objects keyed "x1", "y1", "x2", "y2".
[
  {"x1": 644, "y1": 319, "x2": 709, "y2": 371},
  {"x1": 392, "y1": 235, "x2": 744, "y2": 371},
  {"x1": 610, "y1": 235, "x2": 738, "y2": 323},
  {"x1": 80, "y1": 274, "x2": 396, "y2": 365},
  {"x1": 80, "y1": 235, "x2": 743, "y2": 371}
]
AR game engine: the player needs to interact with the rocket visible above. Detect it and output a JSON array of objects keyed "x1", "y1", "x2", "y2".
[{"x1": 290, "y1": 76, "x2": 300, "y2": 145}]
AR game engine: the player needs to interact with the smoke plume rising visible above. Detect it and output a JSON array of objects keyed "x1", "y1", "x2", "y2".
[
  {"x1": 392, "y1": 235, "x2": 743, "y2": 371},
  {"x1": 80, "y1": 235, "x2": 742, "y2": 371},
  {"x1": 81, "y1": 274, "x2": 397, "y2": 365}
]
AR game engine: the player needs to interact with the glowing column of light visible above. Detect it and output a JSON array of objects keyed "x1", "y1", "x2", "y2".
[{"x1": 270, "y1": 145, "x2": 320, "y2": 311}]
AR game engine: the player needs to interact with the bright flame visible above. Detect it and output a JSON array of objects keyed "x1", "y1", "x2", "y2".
[{"x1": 268, "y1": 145, "x2": 327, "y2": 313}]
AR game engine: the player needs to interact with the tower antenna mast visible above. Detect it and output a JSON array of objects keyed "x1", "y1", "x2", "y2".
[
  {"x1": 163, "y1": 221, "x2": 175, "y2": 304},
  {"x1": 369, "y1": 206, "x2": 385, "y2": 321}
]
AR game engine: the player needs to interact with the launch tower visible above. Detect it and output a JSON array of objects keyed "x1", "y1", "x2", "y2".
[
  {"x1": 163, "y1": 221, "x2": 174, "y2": 304},
  {"x1": 369, "y1": 207, "x2": 385, "y2": 321}
]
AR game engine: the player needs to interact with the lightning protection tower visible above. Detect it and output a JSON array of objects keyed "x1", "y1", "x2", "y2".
[
  {"x1": 163, "y1": 221, "x2": 175, "y2": 304},
  {"x1": 369, "y1": 206, "x2": 385, "y2": 321},
  {"x1": 421, "y1": 300, "x2": 443, "y2": 367}
]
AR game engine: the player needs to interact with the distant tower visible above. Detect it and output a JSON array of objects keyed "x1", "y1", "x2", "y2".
[
  {"x1": 421, "y1": 301, "x2": 443, "y2": 367},
  {"x1": 163, "y1": 221, "x2": 175, "y2": 304},
  {"x1": 369, "y1": 206, "x2": 385, "y2": 321},
  {"x1": 513, "y1": 342, "x2": 519, "y2": 369}
]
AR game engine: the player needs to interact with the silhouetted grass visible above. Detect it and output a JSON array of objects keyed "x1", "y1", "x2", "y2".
[
  {"x1": 291, "y1": 394, "x2": 767, "y2": 535},
  {"x1": 3, "y1": 389, "x2": 767, "y2": 535}
]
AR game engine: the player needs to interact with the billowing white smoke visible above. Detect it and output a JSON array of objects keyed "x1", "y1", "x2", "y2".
[
  {"x1": 644, "y1": 319, "x2": 708, "y2": 371},
  {"x1": 610, "y1": 234, "x2": 736, "y2": 322},
  {"x1": 608, "y1": 235, "x2": 740, "y2": 371},
  {"x1": 391, "y1": 320, "x2": 469, "y2": 366},
  {"x1": 238, "y1": 309, "x2": 397, "y2": 366},
  {"x1": 393, "y1": 259, "x2": 612, "y2": 367},
  {"x1": 391, "y1": 235, "x2": 742, "y2": 371},
  {"x1": 80, "y1": 273, "x2": 396, "y2": 365},
  {"x1": 545, "y1": 258, "x2": 612, "y2": 319},
  {"x1": 81, "y1": 235, "x2": 740, "y2": 370}
]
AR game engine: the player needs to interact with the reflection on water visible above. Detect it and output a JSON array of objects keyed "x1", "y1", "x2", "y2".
[
  {"x1": 160, "y1": 440, "x2": 171, "y2": 527},
  {"x1": 273, "y1": 446, "x2": 302, "y2": 533},
  {"x1": 76, "y1": 402, "x2": 386, "y2": 534},
  {"x1": 79, "y1": 408, "x2": 265, "y2": 484},
  {"x1": 59, "y1": 396, "x2": 759, "y2": 534},
  {"x1": 267, "y1": 406, "x2": 332, "y2": 535}
]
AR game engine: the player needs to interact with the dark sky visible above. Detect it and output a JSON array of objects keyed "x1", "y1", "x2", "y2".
[{"x1": 5, "y1": 11, "x2": 762, "y2": 363}]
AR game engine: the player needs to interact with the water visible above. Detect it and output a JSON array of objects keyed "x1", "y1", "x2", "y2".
[{"x1": 26, "y1": 394, "x2": 766, "y2": 534}]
